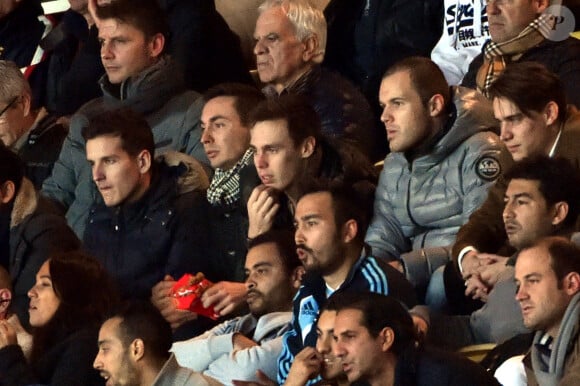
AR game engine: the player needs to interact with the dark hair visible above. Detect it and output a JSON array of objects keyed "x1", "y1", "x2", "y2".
[
  {"x1": 533, "y1": 237, "x2": 580, "y2": 288},
  {"x1": 249, "y1": 94, "x2": 322, "y2": 148},
  {"x1": 488, "y1": 62, "x2": 566, "y2": 123},
  {"x1": 382, "y1": 56, "x2": 450, "y2": 111},
  {"x1": 96, "y1": 0, "x2": 170, "y2": 42},
  {"x1": 82, "y1": 107, "x2": 155, "y2": 158},
  {"x1": 203, "y1": 83, "x2": 265, "y2": 128},
  {"x1": 0, "y1": 143, "x2": 25, "y2": 194},
  {"x1": 113, "y1": 301, "x2": 173, "y2": 363},
  {"x1": 327, "y1": 292, "x2": 416, "y2": 356},
  {"x1": 31, "y1": 251, "x2": 120, "y2": 364},
  {"x1": 248, "y1": 230, "x2": 301, "y2": 275},
  {"x1": 298, "y1": 181, "x2": 374, "y2": 246},
  {"x1": 504, "y1": 156, "x2": 580, "y2": 228}
]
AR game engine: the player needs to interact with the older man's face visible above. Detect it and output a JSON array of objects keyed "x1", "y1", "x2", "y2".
[
  {"x1": 486, "y1": 0, "x2": 546, "y2": 43},
  {"x1": 253, "y1": 6, "x2": 309, "y2": 91}
]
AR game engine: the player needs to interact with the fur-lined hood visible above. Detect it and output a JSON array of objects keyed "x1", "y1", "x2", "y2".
[
  {"x1": 10, "y1": 178, "x2": 37, "y2": 229},
  {"x1": 157, "y1": 150, "x2": 210, "y2": 194}
]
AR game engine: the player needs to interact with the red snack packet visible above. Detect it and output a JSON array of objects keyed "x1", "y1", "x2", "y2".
[{"x1": 170, "y1": 273, "x2": 219, "y2": 320}]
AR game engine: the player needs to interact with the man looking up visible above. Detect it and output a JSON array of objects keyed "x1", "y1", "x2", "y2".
[{"x1": 42, "y1": 0, "x2": 208, "y2": 238}]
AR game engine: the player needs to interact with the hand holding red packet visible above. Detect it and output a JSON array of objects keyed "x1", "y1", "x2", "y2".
[{"x1": 170, "y1": 273, "x2": 220, "y2": 320}]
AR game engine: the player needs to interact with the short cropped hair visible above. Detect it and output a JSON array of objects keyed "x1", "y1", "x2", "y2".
[
  {"x1": 0, "y1": 143, "x2": 25, "y2": 194},
  {"x1": 248, "y1": 229, "x2": 302, "y2": 275},
  {"x1": 327, "y1": 292, "x2": 416, "y2": 356},
  {"x1": 505, "y1": 156, "x2": 580, "y2": 228},
  {"x1": 258, "y1": 0, "x2": 327, "y2": 63},
  {"x1": 82, "y1": 107, "x2": 155, "y2": 159},
  {"x1": 114, "y1": 301, "x2": 172, "y2": 362},
  {"x1": 298, "y1": 181, "x2": 374, "y2": 246},
  {"x1": 203, "y1": 83, "x2": 265, "y2": 128},
  {"x1": 0, "y1": 61, "x2": 31, "y2": 103},
  {"x1": 249, "y1": 94, "x2": 322, "y2": 148},
  {"x1": 521, "y1": 237, "x2": 580, "y2": 290},
  {"x1": 488, "y1": 62, "x2": 566, "y2": 123},
  {"x1": 382, "y1": 56, "x2": 450, "y2": 111},
  {"x1": 96, "y1": 0, "x2": 170, "y2": 42}
]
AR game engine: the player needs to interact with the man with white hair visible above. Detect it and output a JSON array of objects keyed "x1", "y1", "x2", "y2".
[
  {"x1": 254, "y1": 0, "x2": 381, "y2": 160},
  {"x1": 0, "y1": 61, "x2": 67, "y2": 189}
]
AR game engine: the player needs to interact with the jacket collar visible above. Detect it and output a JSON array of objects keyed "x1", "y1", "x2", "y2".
[{"x1": 10, "y1": 178, "x2": 37, "y2": 229}]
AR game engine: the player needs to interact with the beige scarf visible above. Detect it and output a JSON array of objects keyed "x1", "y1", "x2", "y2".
[{"x1": 476, "y1": 14, "x2": 554, "y2": 97}]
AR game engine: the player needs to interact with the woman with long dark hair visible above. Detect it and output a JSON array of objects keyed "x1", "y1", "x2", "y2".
[{"x1": 0, "y1": 250, "x2": 120, "y2": 385}]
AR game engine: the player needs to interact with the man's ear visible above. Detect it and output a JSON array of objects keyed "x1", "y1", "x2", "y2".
[
  {"x1": 341, "y1": 219, "x2": 358, "y2": 244},
  {"x1": 130, "y1": 338, "x2": 145, "y2": 362},
  {"x1": 551, "y1": 201, "x2": 569, "y2": 227},
  {"x1": 379, "y1": 327, "x2": 395, "y2": 353},
  {"x1": 20, "y1": 93, "x2": 32, "y2": 117},
  {"x1": 564, "y1": 272, "x2": 580, "y2": 296},
  {"x1": 533, "y1": 0, "x2": 550, "y2": 14},
  {"x1": 0, "y1": 181, "x2": 16, "y2": 204},
  {"x1": 148, "y1": 33, "x2": 165, "y2": 59},
  {"x1": 543, "y1": 101, "x2": 559, "y2": 127},
  {"x1": 290, "y1": 266, "x2": 305, "y2": 289},
  {"x1": 137, "y1": 150, "x2": 152, "y2": 175},
  {"x1": 428, "y1": 94, "x2": 445, "y2": 118},
  {"x1": 300, "y1": 136, "x2": 316, "y2": 159},
  {"x1": 301, "y1": 35, "x2": 319, "y2": 62}
]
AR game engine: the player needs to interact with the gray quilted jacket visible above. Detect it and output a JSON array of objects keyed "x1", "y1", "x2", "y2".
[{"x1": 365, "y1": 87, "x2": 511, "y2": 262}]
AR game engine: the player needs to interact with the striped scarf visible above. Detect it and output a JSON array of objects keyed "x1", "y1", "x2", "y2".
[
  {"x1": 206, "y1": 148, "x2": 254, "y2": 207},
  {"x1": 476, "y1": 14, "x2": 554, "y2": 98}
]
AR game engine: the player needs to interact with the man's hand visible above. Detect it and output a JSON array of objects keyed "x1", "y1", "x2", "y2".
[
  {"x1": 232, "y1": 333, "x2": 258, "y2": 352},
  {"x1": 284, "y1": 347, "x2": 323, "y2": 386},
  {"x1": 201, "y1": 281, "x2": 248, "y2": 316},
  {"x1": 464, "y1": 274, "x2": 489, "y2": 302},
  {"x1": 232, "y1": 370, "x2": 277, "y2": 386},
  {"x1": 0, "y1": 320, "x2": 17, "y2": 348},
  {"x1": 247, "y1": 185, "x2": 280, "y2": 239},
  {"x1": 476, "y1": 255, "x2": 509, "y2": 288},
  {"x1": 151, "y1": 275, "x2": 197, "y2": 330}
]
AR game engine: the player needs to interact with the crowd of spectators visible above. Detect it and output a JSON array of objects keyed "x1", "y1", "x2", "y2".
[{"x1": 0, "y1": 0, "x2": 580, "y2": 385}]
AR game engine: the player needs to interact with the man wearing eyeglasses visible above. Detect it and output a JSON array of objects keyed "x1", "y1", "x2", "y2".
[
  {"x1": 461, "y1": 0, "x2": 580, "y2": 106},
  {"x1": 0, "y1": 61, "x2": 67, "y2": 189}
]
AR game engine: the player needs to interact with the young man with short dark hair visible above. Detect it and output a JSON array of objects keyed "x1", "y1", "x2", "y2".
[{"x1": 82, "y1": 107, "x2": 209, "y2": 301}]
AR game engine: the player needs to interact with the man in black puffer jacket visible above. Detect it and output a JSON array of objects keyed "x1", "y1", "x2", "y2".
[{"x1": 82, "y1": 108, "x2": 209, "y2": 302}]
